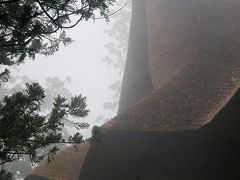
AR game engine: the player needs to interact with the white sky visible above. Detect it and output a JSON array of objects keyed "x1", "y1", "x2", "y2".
[{"x1": 10, "y1": 15, "x2": 127, "y2": 137}]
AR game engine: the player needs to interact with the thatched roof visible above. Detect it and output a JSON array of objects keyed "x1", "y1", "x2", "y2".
[
  {"x1": 108, "y1": 0, "x2": 240, "y2": 131},
  {"x1": 26, "y1": 0, "x2": 240, "y2": 179},
  {"x1": 26, "y1": 142, "x2": 89, "y2": 180}
]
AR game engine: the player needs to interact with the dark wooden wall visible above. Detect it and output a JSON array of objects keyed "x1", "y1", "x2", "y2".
[{"x1": 79, "y1": 89, "x2": 240, "y2": 180}]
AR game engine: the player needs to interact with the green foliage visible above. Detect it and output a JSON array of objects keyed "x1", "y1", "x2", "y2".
[
  {"x1": 0, "y1": 169, "x2": 13, "y2": 180},
  {"x1": 91, "y1": 126, "x2": 105, "y2": 143},
  {"x1": 0, "y1": 76, "x2": 75, "y2": 179},
  {"x1": 0, "y1": 0, "x2": 117, "y2": 177},
  {"x1": 0, "y1": 69, "x2": 10, "y2": 85},
  {"x1": 69, "y1": 95, "x2": 89, "y2": 118},
  {"x1": 0, "y1": 0, "x2": 115, "y2": 82},
  {"x1": 69, "y1": 132, "x2": 83, "y2": 144},
  {"x1": 0, "y1": 83, "x2": 89, "y2": 166}
]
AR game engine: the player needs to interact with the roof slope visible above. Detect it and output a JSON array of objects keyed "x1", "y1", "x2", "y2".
[
  {"x1": 26, "y1": 142, "x2": 89, "y2": 180},
  {"x1": 79, "y1": 88, "x2": 240, "y2": 180},
  {"x1": 25, "y1": 0, "x2": 240, "y2": 179},
  {"x1": 105, "y1": 0, "x2": 240, "y2": 131}
]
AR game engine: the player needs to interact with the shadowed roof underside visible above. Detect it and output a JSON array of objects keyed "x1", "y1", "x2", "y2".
[
  {"x1": 79, "y1": 88, "x2": 240, "y2": 180},
  {"x1": 26, "y1": 0, "x2": 240, "y2": 179}
]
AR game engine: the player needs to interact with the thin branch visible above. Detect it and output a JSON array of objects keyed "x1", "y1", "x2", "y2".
[
  {"x1": 36, "y1": 0, "x2": 60, "y2": 26},
  {"x1": 0, "y1": 0, "x2": 20, "y2": 4},
  {"x1": 93, "y1": 2, "x2": 129, "y2": 20}
]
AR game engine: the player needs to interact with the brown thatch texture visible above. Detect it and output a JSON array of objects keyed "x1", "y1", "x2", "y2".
[
  {"x1": 105, "y1": 0, "x2": 240, "y2": 131},
  {"x1": 146, "y1": 0, "x2": 240, "y2": 90},
  {"x1": 29, "y1": 142, "x2": 89, "y2": 180},
  {"x1": 79, "y1": 88, "x2": 240, "y2": 180},
  {"x1": 26, "y1": 0, "x2": 240, "y2": 179}
]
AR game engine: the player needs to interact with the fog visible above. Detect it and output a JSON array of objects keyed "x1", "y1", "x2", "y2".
[
  {"x1": 0, "y1": 1, "x2": 131, "y2": 179},
  {"x1": 3, "y1": 0, "x2": 240, "y2": 179},
  {"x1": 7, "y1": 2, "x2": 131, "y2": 138}
]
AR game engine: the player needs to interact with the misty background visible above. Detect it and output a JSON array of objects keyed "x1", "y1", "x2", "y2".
[{"x1": 1, "y1": 1, "x2": 131, "y2": 179}]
